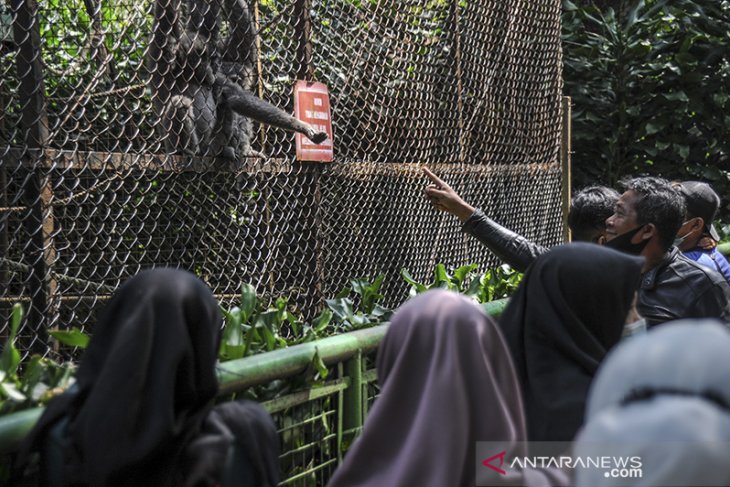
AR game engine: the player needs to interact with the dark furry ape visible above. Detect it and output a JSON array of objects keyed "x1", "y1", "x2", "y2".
[
  {"x1": 147, "y1": 0, "x2": 220, "y2": 156},
  {"x1": 213, "y1": 0, "x2": 327, "y2": 159},
  {"x1": 148, "y1": 0, "x2": 327, "y2": 160}
]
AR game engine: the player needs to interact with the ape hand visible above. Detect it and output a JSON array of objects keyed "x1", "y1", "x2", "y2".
[{"x1": 304, "y1": 125, "x2": 328, "y2": 144}]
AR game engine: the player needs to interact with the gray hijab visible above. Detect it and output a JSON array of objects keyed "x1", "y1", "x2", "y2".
[
  {"x1": 327, "y1": 289, "x2": 567, "y2": 487},
  {"x1": 574, "y1": 320, "x2": 730, "y2": 487}
]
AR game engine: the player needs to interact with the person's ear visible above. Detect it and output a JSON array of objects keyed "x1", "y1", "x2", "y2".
[
  {"x1": 636, "y1": 223, "x2": 656, "y2": 242},
  {"x1": 688, "y1": 217, "x2": 704, "y2": 233}
]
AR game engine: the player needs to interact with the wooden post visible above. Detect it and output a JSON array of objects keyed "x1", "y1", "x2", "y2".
[
  {"x1": 561, "y1": 96, "x2": 572, "y2": 243},
  {"x1": 12, "y1": 0, "x2": 56, "y2": 353},
  {"x1": 293, "y1": 0, "x2": 326, "y2": 312},
  {"x1": 253, "y1": 0, "x2": 266, "y2": 151},
  {"x1": 293, "y1": 0, "x2": 314, "y2": 82}
]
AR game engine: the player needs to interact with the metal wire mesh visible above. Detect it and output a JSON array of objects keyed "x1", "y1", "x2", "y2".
[
  {"x1": 0, "y1": 0, "x2": 564, "y2": 359},
  {"x1": 272, "y1": 394, "x2": 340, "y2": 486}
]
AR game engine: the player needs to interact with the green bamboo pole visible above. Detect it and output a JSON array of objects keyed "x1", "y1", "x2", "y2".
[
  {"x1": 0, "y1": 297, "x2": 511, "y2": 454},
  {"x1": 342, "y1": 351, "x2": 363, "y2": 451}
]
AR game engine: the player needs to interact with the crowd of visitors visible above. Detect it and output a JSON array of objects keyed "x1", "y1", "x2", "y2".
[{"x1": 11, "y1": 174, "x2": 730, "y2": 486}]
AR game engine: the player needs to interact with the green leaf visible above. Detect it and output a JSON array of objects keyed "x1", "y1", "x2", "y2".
[
  {"x1": 400, "y1": 268, "x2": 427, "y2": 293},
  {"x1": 354, "y1": 274, "x2": 385, "y2": 313},
  {"x1": 220, "y1": 307, "x2": 245, "y2": 360},
  {"x1": 260, "y1": 324, "x2": 277, "y2": 351},
  {"x1": 0, "y1": 381, "x2": 26, "y2": 402},
  {"x1": 335, "y1": 286, "x2": 352, "y2": 299},
  {"x1": 312, "y1": 309, "x2": 333, "y2": 333},
  {"x1": 259, "y1": 309, "x2": 283, "y2": 330},
  {"x1": 275, "y1": 296, "x2": 288, "y2": 312},
  {"x1": 452, "y1": 263, "x2": 478, "y2": 288},
  {"x1": 350, "y1": 278, "x2": 369, "y2": 297},
  {"x1": 326, "y1": 297, "x2": 356, "y2": 322},
  {"x1": 662, "y1": 91, "x2": 689, "y2": 102},
  {"x1": 239, "y1": 283, "x2": 258, "y2": 322},
  {"x1": 19, "y1": 355, "x2": 45, "y2": 397},
  {"x1": 431, "y1": 263, "x2": 451, "y2": 289},
  {"x1": 464, "y1": 273, "x2": 484, "y2": 297},
  {"x1": 675, "y1": 144, "x2": 690, "y2": 160},
  {"x1": 222, "y1": 307, "x2": 242, "y2": 342},
  {"x1": 49, "y1": 327, "x2": 90, "y2": 349},
  {"x1": 645, "y1": 122, "x2": 664, "y2": 135},
  {"x1": 563, "y1": 0, "x2": 578, "y2": 12},
  {"x1": 370, "y1": 304, "x2": 393, "y2": 322},
  {"x1": 0, "y1": 304, "x2": 23, "y2": 376},
  {"x1": 348, "y1": 312, "x2": 370, "y2": 328},
  {"x1": 311, "y1": 349, "x2": 329, "y2": 379}
]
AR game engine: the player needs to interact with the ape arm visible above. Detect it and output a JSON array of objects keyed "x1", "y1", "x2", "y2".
[{"x1": 218, "y1": 76, "x2": 328, "y2": 144}]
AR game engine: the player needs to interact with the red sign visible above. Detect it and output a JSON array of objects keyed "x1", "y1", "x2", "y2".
[{"x1": 294, "y1": 80, "x2": 334, "y2": 162}]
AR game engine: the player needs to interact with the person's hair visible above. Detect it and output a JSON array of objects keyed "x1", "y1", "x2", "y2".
[
  {"x1": 568, "y1": 186, "x2": 620, "y2": 241},
  {"x1": 620, "y1": 176, "x2": 685, "y2": 251}
]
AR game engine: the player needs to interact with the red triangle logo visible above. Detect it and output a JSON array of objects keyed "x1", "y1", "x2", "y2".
[{"x1": 482, "y1": 451, "x2": 507, "y2": 475}]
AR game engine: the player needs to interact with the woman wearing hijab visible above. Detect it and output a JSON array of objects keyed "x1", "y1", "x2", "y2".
[
  {"x1": 574, "y1": 320, "x2": 730, "y2": 486},
  {"x1": 326, "y1": 289, "x2": 567, "y2": 487},
  {"x1": 18, "y1": 268, "x2": 279, "y2": 487},
  {"x1": 498, "y1": 243, "x2": 644, "y2": 442}
]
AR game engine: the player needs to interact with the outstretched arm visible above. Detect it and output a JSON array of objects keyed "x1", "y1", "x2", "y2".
[
  {"x1": 422, "y1": 167, "x2": 547, "y2": 272},
  {"x1": 218, "y1": 77, "x2": 327, "y2": 143}
]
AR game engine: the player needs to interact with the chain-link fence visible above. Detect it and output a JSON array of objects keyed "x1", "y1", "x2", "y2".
[{"x1": 0, "y1": 0, "x2": 565, "y2": 360}]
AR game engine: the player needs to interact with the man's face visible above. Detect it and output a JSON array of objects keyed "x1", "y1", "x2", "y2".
[
  {"x1": 605, "y1": 190, "x2": 641, "y2": 241},
  {"x1": 675, "y1": 217, "x2": 704, "y2": 251}
]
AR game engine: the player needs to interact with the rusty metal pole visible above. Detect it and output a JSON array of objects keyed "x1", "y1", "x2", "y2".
[
  {"x1": 293, "y1": 0, "x2": 325, "y2": 313},
  {"x1": 561, "y1": 96, "x2": 572, "y2": 243},
  {"x1": 294, "y1": 0, "x2": 314, "y2": 83},
  {"x1": 12, "y1": 0, "x2": 56, "y2": 353}
]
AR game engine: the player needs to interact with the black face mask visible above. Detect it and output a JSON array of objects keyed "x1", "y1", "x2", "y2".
[{"x1": 605, "y1": 225, "x2": 650, "y2": 255}]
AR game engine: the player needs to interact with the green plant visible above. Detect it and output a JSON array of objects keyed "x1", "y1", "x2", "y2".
[
  {"x1": 563, "y1": 0, "x2": 730, "y2": 219},
  {"x1": 0, "y1": 304, "x2": 76, "y2": 414},
  {"x1": 401, "y1": 263, "x2": 523, "y2": 302},
  {"x1": 324, "y1": 274, "x2": 393, "y2": 331},
  {"x1": 219, "y1": 284, "x2": 297, "y2": 361},
  {"x1": 0, "y1": 265, "x2": 520, "y2": 414},
  {"x1": 219, "y1": 276, "x2": 393, "y2": 362}
]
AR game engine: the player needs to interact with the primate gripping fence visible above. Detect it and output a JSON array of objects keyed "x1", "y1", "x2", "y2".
[{"x1": 1, "y1": 0, "x2": 563, "y2": 482}]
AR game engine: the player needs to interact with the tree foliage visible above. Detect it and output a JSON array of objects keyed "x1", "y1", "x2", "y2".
[{"x1": 563, "y1": 0, "x2": 730, "y2": 218}]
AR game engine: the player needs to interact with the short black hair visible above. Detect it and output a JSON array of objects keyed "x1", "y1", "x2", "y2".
[
  {"x1": 620, "y1": 176, "x2": 685, "y2": 251},
  {"x1": 568, "y1": 186, "x2": 620, "y2": 241}
]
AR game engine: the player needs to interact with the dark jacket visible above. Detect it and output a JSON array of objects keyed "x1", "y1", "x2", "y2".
[
  {"x1": 639, "y1": 247, "x2": 730, "y2": 328},
  {"x1": 461, "y1": 209, "x2": 547, "y2": 273},
  {"x1": 462, "y1": 209, "x2": 730, "y2": 327}
]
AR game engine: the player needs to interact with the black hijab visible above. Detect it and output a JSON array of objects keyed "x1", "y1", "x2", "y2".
[
  {"x1": 182, "y1": 400, "x2": 281, "y2": 487},
  {"x1": 20, "y1": 268, "x2": 222, "y2": 486},
  {"x1": 498, "y1": 243, "x2": 643, "y2": 441}
]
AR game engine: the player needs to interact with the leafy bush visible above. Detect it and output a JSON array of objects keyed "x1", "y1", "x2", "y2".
[
  {"x1": 1, "y1": 264, "x2": 521, "y2": 413},
  {"x1": 219, "y1": 276, "x2": 393, "y2": 361},
  {"x1": 563, "y1": 0, "x2": 730, "y2": 219},
  {"x1": 401, "y1": 263, "x2": 522, "y2": 302},
  {"x1": 0, "y1": 305, "x2": 76, "y2": 415}
]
